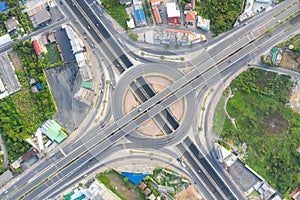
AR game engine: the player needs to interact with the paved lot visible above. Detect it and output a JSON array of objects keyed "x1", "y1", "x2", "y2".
[
  {"x1": 0, "y1": 52, "x2": 21, "y2": 94},
  {"x1": 49, "y1": 6, "x2": 64, "y2": 23},
  {"x1": 54, "y1": 27, "x2": 75, "y2": 62},
  {"x1": 45, "y1": 62, "x2": 89, "y2": 132},
  {"x1": 229, "y1": 160, "x2": 261, "y2": 192}
]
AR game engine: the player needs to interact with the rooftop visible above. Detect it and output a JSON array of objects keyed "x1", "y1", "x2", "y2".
[
  {"x1": 31, "y1": 8, "x2": 51, "y2": 27},
  {"x1": 40, "y1": 120, "x2": 67, "y2": 144},
  {"x1": 196, "y1": 16, "x2": 210, "y2": 31},
  {"x1": 4, "y1": 17, "x2": 19, "y2": 32},
  {"x1": 186, "y1": 11, "x2": 196, "y2": 21},
  {"x1": 166, "y1": 2, "x2": 180, "y2": 18}
]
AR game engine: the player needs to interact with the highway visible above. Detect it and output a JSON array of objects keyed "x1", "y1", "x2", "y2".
[
  {"x1": 10, "y1": 20, "x2": 298, "y2": 198},
  {"x1": 2, "y1": 0, "x2": 299, "y2": 199},
  {"x1": 67, "y1": 0, "x2": 180, "y2": 134}
]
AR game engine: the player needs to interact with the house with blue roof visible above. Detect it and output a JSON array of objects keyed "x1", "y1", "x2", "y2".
[
  {"x1": 133, "y1": 0, "x2": 147, "y2": 27},
  {"x1": 0, "y1": 2, "x2": 8, "y2": 12}
]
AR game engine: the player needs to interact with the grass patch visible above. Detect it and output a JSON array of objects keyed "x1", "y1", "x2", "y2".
[
  {"x1": 96, "y1": 170, "x2": 143, "y2": 200},
  {"x1": 101, "y1": 0, "x2": 128, "y2": 29},
  {"x1": 212, "y1": 95, "x2": 226, "y2": 135},
  {"x1": 44, "y1": 43, "x2": 61, "y2": 65},
  {"x1": 220, "y1": 68, "x2": 300, "y2": 195}
]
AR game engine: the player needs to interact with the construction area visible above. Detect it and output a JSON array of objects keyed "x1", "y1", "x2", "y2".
[{"x1": 289, "y1": 79, "x2": 300, "y2": 113}]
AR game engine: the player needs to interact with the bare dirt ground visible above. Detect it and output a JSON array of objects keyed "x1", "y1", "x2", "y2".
[
  {"x1": 8, "y1": 51, "x2": 22, "y2": 70},
  {"x1": 280, "y1": 51, "x2": 300, "y2": 71},
  {"x1": 263, "y1": 112, "x2": 289, "y2": 135},
  {"x1": 45, "y1": 62, "x2": 89, "y2": 132},
  {"x1": 124, "y1": 75, "x2": 185, "y2": 136},
  {"x1": 175, "y1": 186, "x2": 204, "y2": 200}
]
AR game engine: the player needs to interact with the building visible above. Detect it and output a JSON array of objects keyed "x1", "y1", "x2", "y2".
[
  {"x1": 31, "y1": 36, "x2": 42, "y2": 56},
  {"x1": 0, "y1": 34, "x2": 12, "y2": 47},
  {"x1": 151, "y1": 0, "x2": 163, "y2": 6},
  {"x1": 126, "y1": 7, "x2": 136, "y2": 29},
  {"x1": 4, "y1": 17, "x2": 19, "y2": 33},
  {"x1": 152, "y1": 5, "x2": 162, "y2": 24},
  {"x1": 166, "y1": 3, "x2": 181, "y2": 26},
  {"x1": 0, "y1": 170, "x2": 13, "y2": 187},
  {"x1": 120, "y1": 0, "x2": 132, "y2": 5},
  {"x1": 0, "y1": 2, "x2": 8, "y2": 12},
  {"x1": 133, "y1": 0, "x2": 147, "y2": 26},
  {"x1": 139, "y1": 182, "x2": 147, "y2": 191},
  {"x1": 185, "y1": 11, "x2": 196, "y2": 26},
  {"x1": 196, "y1": 16, "x2": 210, "y2": 31},
  {"x1": 144, "y1": 188, "x2": 152, "y2": 196},
  {"x1": 40, "y1": 120, "x2": 67, "y2": 144},
  {"x1": 63, "y1": 25, "x2": 84, "y2": 54},
  {"x1": 29, "y1": 6, "x2": 51, "y2": 28}
]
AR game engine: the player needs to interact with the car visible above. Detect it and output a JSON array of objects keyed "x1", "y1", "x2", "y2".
[
  {"x1": 74, "y1": 20, "x2": 78, "y2": 24},
  {"x1": 138, "y1": 108, "x2": 142, "y2": 112},
  {"x1": 228, "y1": 60, "x2": 231, "y2": 63},
  {"x1": 96, "y1": 23, "x2": 99, "y2": 27},
  {"x1": 177, "y1": 157, "x2": 182, "y2": 162},
  {"x1": 277, "y1": 20, "x2": 281, "y2": 23},
  {"x1": 83, "y1": 36, "x2": 87, "y2": 40},
  {"x1": 84, "y1": 174, "x2": 87, "y2": 177},
  {"x1": 101, "y1": 74, "x2": 105, "y2": 80},
  {"x1": 87, "y1": 26, "x2": 91, "y2": 29},
  {"x1": 243, "y1": 23, "x2": 247, "y2": 26},
  {"x1": 101, "y1": 89, "x2": 104, "y2": 93},
  {"x1": 99, "y1": 13, "x2": 102, "y2": 17},
  {"x1": 135, "y1": 57, "x2": 139, "y2": 61},
  {"x1": 4, "y1": 191, "x2": 8, "y2": 194}
]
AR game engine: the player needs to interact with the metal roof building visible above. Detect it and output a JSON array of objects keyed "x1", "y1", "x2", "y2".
[
  {"x1": 31, "y1": 36, "x2": 42, "y2": 56},
  {"x1": 0, "y1": 34, "x2": 12, "y2": 47},
  {"x1": 40, "y1": 120, "x2": 67, "y2": 144},
  {"x1": 0, "y1": 170, "x2": 13, "y2": 187}
]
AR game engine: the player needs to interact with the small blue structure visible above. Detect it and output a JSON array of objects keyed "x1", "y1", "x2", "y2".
[
  {"x1": 36, "y1": 82, "x2": 42, "y2": 91},
  {"x1": 0, "y1": 2, "x2": 8, "y2": 12},
  {"x1": 121, "y1": 172, "x2": 149, "y2": 185}
]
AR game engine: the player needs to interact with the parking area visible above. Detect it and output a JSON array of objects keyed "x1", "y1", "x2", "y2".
[
  {"x1": 54, "y1": 27, "x2": 75, "y2": 62},
  {"x1": 45, "y1": 62, "x2": 89, "y2": 132},
  {"x1": 229, "y1": 160, "x2": 261, "y2": 192},
  {"x1": 0, "y1": 52, "x2": 21, "y2": 94},
  {"x1": 49, "y1": 6, "x2": 64, "y2": 22}
]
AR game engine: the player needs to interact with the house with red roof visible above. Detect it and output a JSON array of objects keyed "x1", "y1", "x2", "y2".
[
  {"x1": 185, "y1": 11, "x2": 196, "y2": 26},
  {"x1": 31, "y1": 36, "x2": 42, "y2": 57},
  {"x1": 166, "y1": 2, "x2": 181, "y2": 26}
]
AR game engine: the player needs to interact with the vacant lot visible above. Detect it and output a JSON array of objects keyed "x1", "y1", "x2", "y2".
[
  {"x1": 280, "y1": 51, "x2": 300, "y2": 71},
  {"x1": 45, "y1": 62, "x2": 89, "y2": 132},
  {"x1": 219, "y1": 68, "x2": 300, "y2": 195},
  {"x1": 44, "y1": 43, "x2": 61, "y2": 65},
  {"x1": 102, "y1": 0, "x2": 128, "y2": 29},
  {"x1": 96, "y1": 170, "x2": 143, "y2": 200}
]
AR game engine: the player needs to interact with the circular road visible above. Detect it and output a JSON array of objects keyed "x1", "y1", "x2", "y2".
[{"x1": 112, "y1": 63, "x2": 197, "y2": 148}]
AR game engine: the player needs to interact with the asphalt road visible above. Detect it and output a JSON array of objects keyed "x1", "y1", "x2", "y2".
[
  {"x1": 1, "y1": 0, "x2": 299, "y2": 199},
  {"x1": 7, "y1": 22, "x2": 300, "y2": 200}
]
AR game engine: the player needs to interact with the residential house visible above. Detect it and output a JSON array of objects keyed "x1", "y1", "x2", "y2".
[
  {"x1": 166, "y1": 2, "x2": 181, "y2": 26},
  {"x1": 4, "y1": 17, "x2": 19, "y2": 33},
  {"x1": 185, "y1": 11, "x2": 196, "y2": 26},
  {"x1": 144, "y1": 188, "x2": 152, "y2": 196},
  {"x1": 133, "y1": 0, "x2": 147, "y2": 26},
  {"x1": 120, "y1": 0, "x2": 132, "y2": 5},
  {"x1": 196, "y1": 16, "x2": 210, "y2": 31},
  {"x1": 139, "y1": 182, "x2": 147, "y2": 191}
]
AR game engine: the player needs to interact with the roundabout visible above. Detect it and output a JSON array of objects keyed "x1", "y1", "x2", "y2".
[{"x1": 112, "y1": 63, "x2": 197, "y2": 148}]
